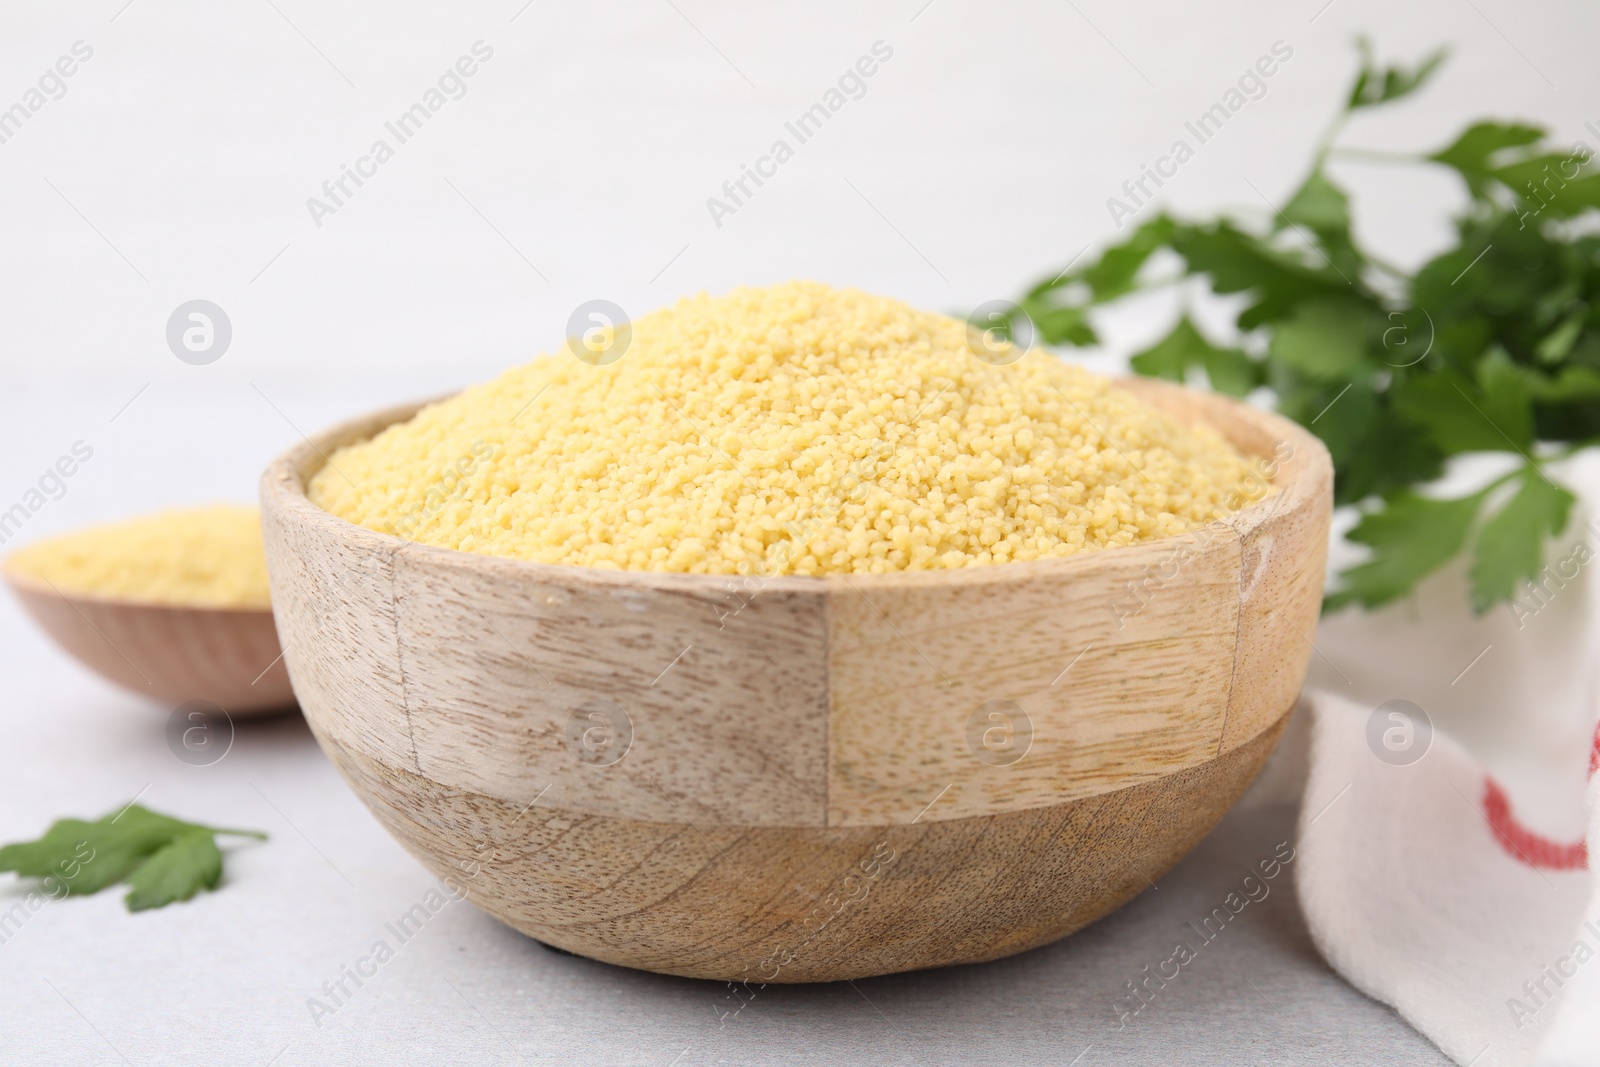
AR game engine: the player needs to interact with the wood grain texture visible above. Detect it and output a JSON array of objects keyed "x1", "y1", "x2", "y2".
[
  {"x1": 325, "y1": 709, "x2": 1288, "y2": 982},
  {"x1": 390, "y1": 548, "x2": 831, "y2": 827},
  {"x1": 259, "y1": 378, "x2": 1331, "y2": 980},
  {"x1": 260, "y1": 409, "x2": 414, "y2": 764},
  {"x1": 822, "y1": 530, "x2": 1243, "y2": 825},
  {"x1": 1115, "y1": 379, "x2": 1333, "y2": 754},
  {"x1": 3, "y1": 571, "x2": 294, "y2": 715}
]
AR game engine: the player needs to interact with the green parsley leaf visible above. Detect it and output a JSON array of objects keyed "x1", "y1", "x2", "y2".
[
  {"x1": 1280, "y1": 172, "x2": 1364, "y2": 279},
  {"x1": 125, "y1": 831, "x2": 224, "y2": 912},
  {"x1": 1281, "y1": 172, "x2": 1351, "y2": 235},
  {"x1": 1536, "y1": 313, "x2": 1585, "y2": 364},
  {"x1": 1167, "y1": 221, "x2": 1356, "y2": 328},
  {"x1": 1475, "y1": 352, "x2": 1535, "y2": 447},
  {"x1": 1490, "y1": 156, "x2": 1600, "y2": 219},
  {"x1": 1270, "y1": 300, "x2": 1372, "y2": 380},
  {"x1": 1325, "y1": 490, "x2": 1485, "y2": 612},
  {"x1": 1078, "y1": 215, "x2": 1177, "y2": 303},
  {"x1": 1275, "y1": 375, "x2": 1378, "y2": 473},
  {"x1": 1347, "y1": 38, "x2": 1447, "y2": 110},
  {"x1": 1429, "y1": 121, "x2": 1545, "y2": 196},
  {"x1": 1524, "y1": 364, "x2": 1600, "y2": 403},
  {"x1": 1391, "y1": 356, "x2": 1533, "y2": 455},
  {"x1": 1130, "y1": 316, "x2": 1261, "y2": 396},
  {"x1": 1330, "y1": 402, "x2": 1444, "y2": 506},
  {"x1": 1028, "y1": 304, "x2": 1097, "y2": 346},
  {"x1": 1026, "y1": 215, "x2": 1176, "y2": 303},
  {"x1": 0, "y1": 804, "x2": 264, "y2": 912},
  {"x1": 1392, "y1": 374, "x2": 1504, "y2": 454},
  {"x1": 1468, "y1": 470, "x2": 1576, "y2": 612}
]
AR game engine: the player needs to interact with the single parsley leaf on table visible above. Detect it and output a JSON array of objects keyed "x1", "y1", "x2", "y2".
[
  {"x1": 125, "y1": 830, "x2": 225, "y2": 911},
  {"x1": 0, "y1": 803, "x2": 265, "y2": 912}
]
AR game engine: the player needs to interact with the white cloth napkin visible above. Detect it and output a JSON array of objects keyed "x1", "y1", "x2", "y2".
[
  {"x1": 1295, "y1": 692, "x2": 1597, "y2": 1066},
  {"x1": 1291, "y1": 454, "x2": 1600, "y2": 1066}
]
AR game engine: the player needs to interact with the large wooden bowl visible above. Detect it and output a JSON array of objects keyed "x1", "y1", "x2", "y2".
[
  {"x1": 259, "y1": 378, "x2": 1331, "y2": 983},
  {"x1": 3, "y1": 569, "x2": 295, "y2": 716}
]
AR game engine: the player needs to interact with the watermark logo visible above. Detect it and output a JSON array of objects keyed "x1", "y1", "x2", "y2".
[
  {"x1": 307, "y1": 866, "x2": 479, "y2": 1026},
  {"x1": 1506, "y1": 518, "x2": 1600, "y2": 629},
  {"x1": 1113, "y1": 841, "x2": 1296, "y2": 1028},
  {"x1": 1507, "y1": 919, "x2": 1600, "y2": 1029},
  {"x1": 386, "y1": 439, "x2": 494, "y2": 540},
  {"x1": 0, "y1": 40, "x2": 94, "y2": 148},
  {"x1": 566, "y1": 300, "x2": 631, "y2": 366},
  {"x1": 305, "y1": 41, "x2": 495, "y2": 230},
  {"x1": 1108, "y1": 440, "x2": 1294, "y2": 628},
  {"x1": 1516, "y1": 138, "x2": 1593, "y2": 231},
  {"x1": 166, "y1": 700, "x2": 234, "y2": 767},
  {"x1": 1107, "y1": 40, "x2": 1294, "y2": 228},
  {"x1": 1366, "y1": 699, "x2": 1432, "y2": 766},
  {"x1": 566, "y1": 698, "x2": 633, "y2": 766},
  {"x1": 166, "y1": 300, "x2": 231, "y2": 365},
  {"x1": 705, "y1": 40, "x2": 895, "y2": 229},
  {"x1": 966, "y1": 700, "x2": 1032, "y2": 766},
  {"x1": 966, "y1": 299, "x2": 1032, "y2": 366},
  {"x1": 1381, "y1": 306, "x2": 1434, "y2": 368},
  {"x1": 0, "y1": 439, "x2": 93, "y2": 547},
  {"x1": 720, "y1": 839, "x2": 899, "y2": 1023},
  {"x1": 0, "y1": 839, "x2": 93, "y2": 945}
]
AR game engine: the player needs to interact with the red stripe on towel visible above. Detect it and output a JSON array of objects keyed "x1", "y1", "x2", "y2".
[{"x1": 1483, "y1": 779, "x2": 1588, "y2": 871}]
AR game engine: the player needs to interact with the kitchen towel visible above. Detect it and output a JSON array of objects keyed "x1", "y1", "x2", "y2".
[{"x1": 1296, "y1": 692, "x2": 1599, "y2": 1066}]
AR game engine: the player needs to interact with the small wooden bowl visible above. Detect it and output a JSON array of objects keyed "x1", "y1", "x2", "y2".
[
  {"x1": 260, "y1": 379, "x2": 1331, "y2": 982},
  {"x1": 3, "y1": 569, "x2": 295, "y2": 716}
]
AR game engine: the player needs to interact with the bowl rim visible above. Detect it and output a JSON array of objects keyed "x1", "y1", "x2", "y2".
[{"x1": 259, "y1": 377, "x2": 1332, "y2": 595}]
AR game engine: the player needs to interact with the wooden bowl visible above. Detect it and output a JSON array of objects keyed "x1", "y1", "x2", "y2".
[
  {"x1": 259, "y1": 378, "x2": 1331, "y2": 983},
  {"x1": 3, "y1": 569, "x2": 295, "y2": 716}
]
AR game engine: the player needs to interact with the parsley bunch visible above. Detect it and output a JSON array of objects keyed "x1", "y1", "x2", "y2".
[{"x1": 1012, "y1": 41, "x2": 1600, "y2": 612}]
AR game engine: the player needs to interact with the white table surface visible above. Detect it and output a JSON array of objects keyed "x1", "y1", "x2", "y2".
[{"x1": 7, "y1": 0, "x2": 1597, "y2": 1060}]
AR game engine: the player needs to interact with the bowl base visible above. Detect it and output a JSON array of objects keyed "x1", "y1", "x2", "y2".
[{"x1": 318, "y1": 708, "x2": 1290, "y2": 983}]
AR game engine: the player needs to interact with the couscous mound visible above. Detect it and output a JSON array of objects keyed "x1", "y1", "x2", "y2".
[{"x1": 309, "y1": 282, "x2": 1266, "y2": 575}]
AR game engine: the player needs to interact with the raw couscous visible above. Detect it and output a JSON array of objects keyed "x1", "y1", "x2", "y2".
[
  {"x1": 5, "y1": 505, "x2": 272, "y2": 607},
  {"x1": 309, "y1": 282, "x2": 1268, "y2": 575}
]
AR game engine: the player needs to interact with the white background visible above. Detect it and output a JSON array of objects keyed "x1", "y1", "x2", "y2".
[{"x1": 2, "y1": 0, "x2": 1597, "y2": 1063}]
